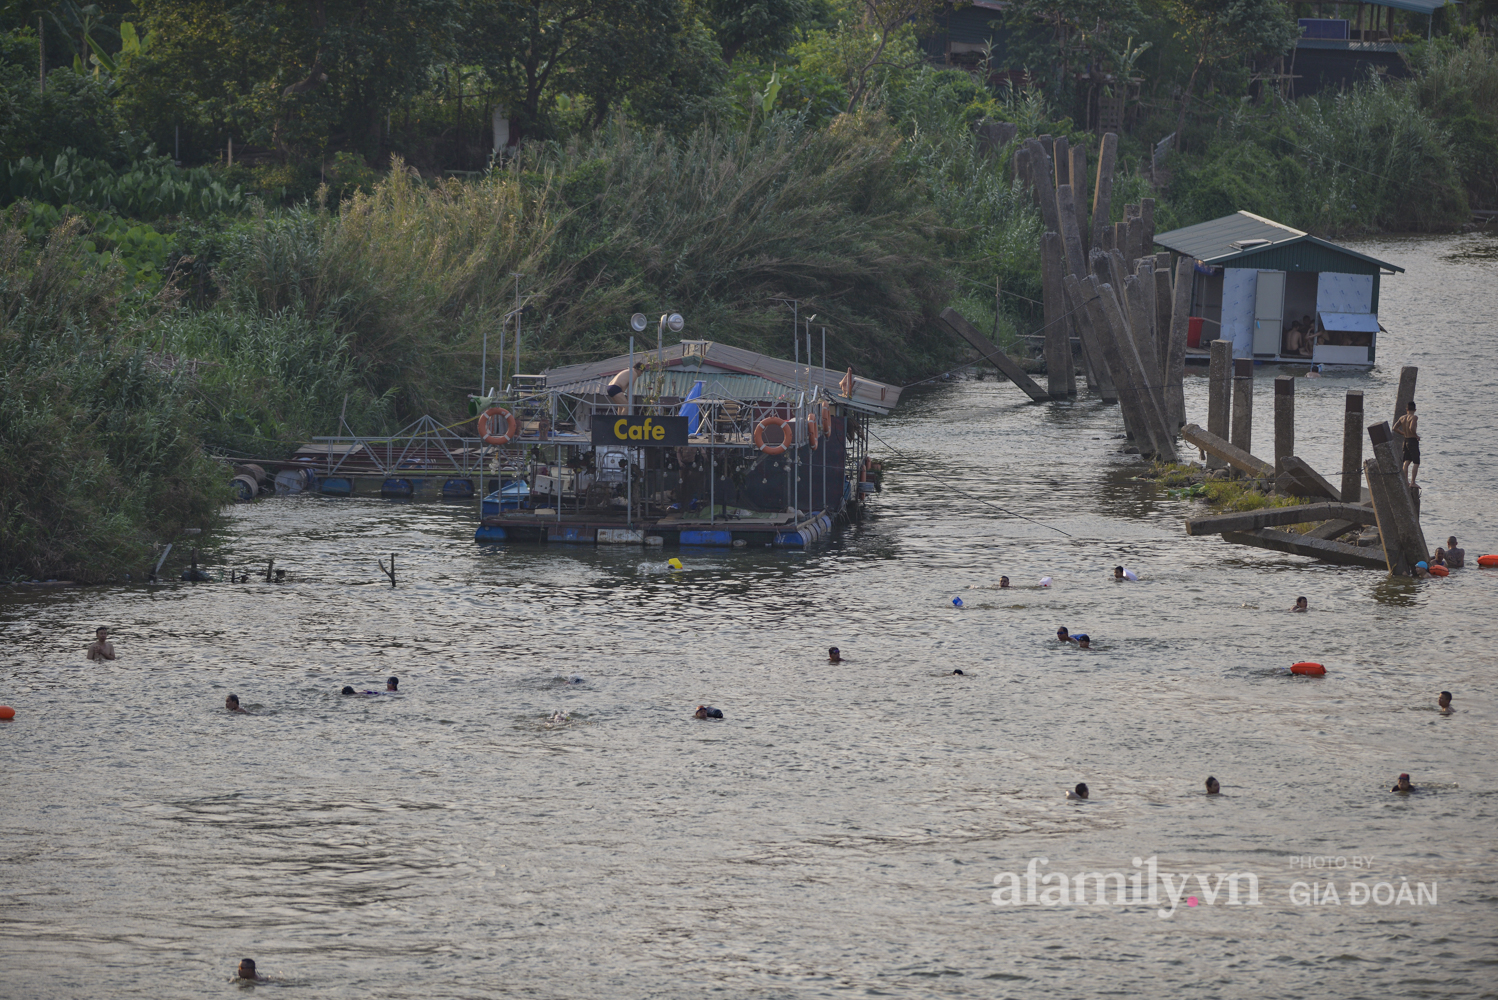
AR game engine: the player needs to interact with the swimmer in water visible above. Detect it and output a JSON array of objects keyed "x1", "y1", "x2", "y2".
[
  {"x1": 1056, "y1": 627, "x2": 1075, "y2": 643},
  {"x1": 1113, "y1": 566, "x2": 1137, "y2": 581},
  {"x1": 225, "y1": 694, "x2": 247, "y2": 714},
  {"x1": 1291, "y1": 596, "x2": 1308, "y2": 612},
  {"x1": 1437, "y1": 691, "x2": 1453, "y2": 715},
  {"x1": 341, "y1": 686, "x2": 357, "y2": 695},
  {"x1": 1074, "y1": 634, "x2": 1091, "y2": 649},
  {"x1": 694, "y1": 705, "x2": 724, "y2": 720},
  {"x1": 1205, "y1": 776, "x2": 1220, "y2": 795},
  {"x1": 828, "y1": 646, "x2": 842, "y2": 663},
  {"x1": 951, "y1": 669, "x2": 965, "y2": 676},
  {"x1": 999, "y1": 576, "x2": 1010, "y2": 588},
  {"x1": 85, "y1": 626, "x2": 116, "y2": 661},
  {"x1": 1392, "y1": 773, "x2": 1415, "y2": 793},
  {"x1": 236, "y1": 959, "x2": 265, "y2": 981},
  {"x1": 386, "y1": 676, "x2": 399, "y2": 692},
  {"x1": 1066, "y1": 782, "x2": 1089, "y2": 801},
  {"x1": 1414, "y1": 561, "x2": 1430, "y2": 578}
]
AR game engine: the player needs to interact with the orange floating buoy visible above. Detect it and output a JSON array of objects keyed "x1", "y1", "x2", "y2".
[
  {"x1": 1477, "y1": 554, "x2": 1498, "y2": 568},
  {"x1": 1428, "y1": 564, "x2": 1449, "y2": 577},
  {"x1": 1291, "y1": 662, "x2": 1326, "y2": 676},
  {"x1": 0, "y1": 705, "x2": 15, "y2": 720}
]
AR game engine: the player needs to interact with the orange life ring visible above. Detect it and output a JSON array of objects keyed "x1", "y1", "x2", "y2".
[
  {"x1": 478, "y1": 407, "x2": 518, "y2": 446},
  {"x1": 1478, "y1": 554, "x2": 1498, "y2": 568},
  {"x1": 1291, "y1": 661, "x2": 1326, "y2": 676},
  {"x1": 754, "y1": 415, "x2": 789, "y2": 456},
  {"x1": 1428, "y1": 564, "x2": 1449, "y2": 577},
  {"x1": 804, "y1": 413, "x2": 819, "y2": 450},
  {"x1": 820, "y1": 402, "x2": 832, "y2": 437}
]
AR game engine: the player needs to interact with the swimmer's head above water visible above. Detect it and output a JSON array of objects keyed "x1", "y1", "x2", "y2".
[
  {"x1": 1438, "y1": 691, "x2": 1453, "y2": 713},
  {"x1": 1293, "y1": 596, "x2": 1308, "y2": 612},
  {"x1": 341, "y1": 686, "x2": 356, "y2": 695},
  {"x1": 1205, "y1": 776, "x2": 1220, "y2": 795},
  {"x1": 1066, "y1": 782, "x2": 1089, "y2": 800},
  {"x1": 999, "y1": 576, "x2": 1010, "y2": 588},
  {"x1": 828, "y1": 647, "x2": 841, "y2": 663},
  {"x1": 386, "y1": 676, "x2": 399, "y2": 691},
  {"x1": 237, "y1": 959, "x2": 262, "y2": 981},
  {"x1": 1392, "y1": 773, "x2": 1414, "y2": 793},
  {"x1": 694, "y1": 705, "x2": 724, "y2": 720},
  {"x1": 951, "y1": 669, "x2": 964, "y2": 676},
  {"x1": 1074, "y1": 634, "x2": 1090, "y2": 649},
  {"x1": 1056, "y1": 627, "x2": 1072, "y2": 642}
]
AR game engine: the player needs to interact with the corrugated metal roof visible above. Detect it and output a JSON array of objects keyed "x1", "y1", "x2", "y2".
[
  {"x1": 541, "y1": 341, "x2": 903, "y2": 414},
  {"x1": 1154, "y1": 211, "x2": 1305, "y2": 260},
  {"x1": 1155, "y1": 211, "x2": 1403, "y2": 273}
]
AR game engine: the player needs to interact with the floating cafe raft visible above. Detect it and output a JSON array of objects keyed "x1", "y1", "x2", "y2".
[{"x1": 469, "y1": 340, "x2": 901, "y2": 548}]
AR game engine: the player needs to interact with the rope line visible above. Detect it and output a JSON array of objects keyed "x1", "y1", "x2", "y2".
[{"x1": 864, "y1": 426, "x2": 1075, "y2": 537}]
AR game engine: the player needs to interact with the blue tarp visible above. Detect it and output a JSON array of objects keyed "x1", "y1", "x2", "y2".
[{"x1": 678, "y1": 380, "x2": 705, "y2": 435}]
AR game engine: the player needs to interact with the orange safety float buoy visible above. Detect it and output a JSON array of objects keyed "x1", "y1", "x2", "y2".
[
  {"x1": 804, "y1": 412, "x2": 819, "y2": 450},
  {"x1": 754, "y1": 415, "x2": 790, "y2": 456},
  {"x1": 1478, "y1": 554, "x2": 1498, "y2": 568},
  {"x1": 820, "y1": 402, "x2": 832, "y2": 437},
  {"x1": 477, "y1": 407, "x2": 518, "y2": 446},
  {"x1": 1428, "y1": 564, "x2": 1449, "y2": 577},
  {"x1": 0, "y1": 705, "x2": 15, "y2": 720},
  {"x1": 1291, "y1": 661, "x2": 1326, "y2": 676}
]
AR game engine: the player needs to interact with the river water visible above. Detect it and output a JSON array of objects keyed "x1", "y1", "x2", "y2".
[{"x1": 3, "y1": 233, "x2": 1497, "y2": 998}]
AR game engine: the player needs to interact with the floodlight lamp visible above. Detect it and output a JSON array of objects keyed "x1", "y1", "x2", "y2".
[
  {"x1": 630, "y1": 313, "x2": 648, "y2": 332},
  {"x1": 666, "y1": 313, "x2": 685, "y2": 333}
]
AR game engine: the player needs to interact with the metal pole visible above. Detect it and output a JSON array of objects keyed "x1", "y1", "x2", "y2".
[
  {"x1": 553, "y1": 392, "x2": 560, "y2": 528},
  {"x1": 512, "y1": 272, "x2": 523, "y2": 384},
  {"x1": 481, "y1": 323, "x2": 488, "y2": 396},
  {"x1": 709, "y1": 439, "x2": 714, "y2": 529},
  {"x1": 822, "y1": 327, "x2": 827, "y2": 516},
  {"x1": 627, "y1": 336, "x2": 634, "y2": 529}
]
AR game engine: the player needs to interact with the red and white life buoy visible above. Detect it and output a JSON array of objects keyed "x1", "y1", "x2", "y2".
[
  {"x1": 478, "y1": 407, "x2": 518, "y2": 446},
  {"x1": 753, "y1": 415, "x2": 789, "y2": 456}
]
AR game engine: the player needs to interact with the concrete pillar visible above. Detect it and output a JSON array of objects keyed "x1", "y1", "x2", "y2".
[
  {"x1": 1274, "y1": 375, "x2": 1295, "y2": 480},
  {"x1": 1231, "y1": 358, "x2": 1254, "y2": 477},
  {"x1": 1206, "y1": 339, "x2": 1232, "y2": 469}
]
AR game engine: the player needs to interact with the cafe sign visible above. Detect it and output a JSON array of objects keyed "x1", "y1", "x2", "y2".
[{"x1": 591, "y1": 415, "x2": 689, "y2": 447}]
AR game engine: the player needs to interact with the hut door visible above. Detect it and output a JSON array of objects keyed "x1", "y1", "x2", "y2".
[{"x1": 1252, "y1": 270, "x2": 1286, "y2": 355}]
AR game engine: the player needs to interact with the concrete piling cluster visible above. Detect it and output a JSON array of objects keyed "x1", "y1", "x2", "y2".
[
  {"x1": 1012, "y1": 131, "x2": 1182, "y2": 462},
  {"x1": 1191, "y1": 356, "x2": 1428, "y2": 576}
]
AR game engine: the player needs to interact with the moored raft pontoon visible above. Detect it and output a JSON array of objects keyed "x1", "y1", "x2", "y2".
[{"x1": 473, "y1": 340, "x2": 900, "y2": 548}]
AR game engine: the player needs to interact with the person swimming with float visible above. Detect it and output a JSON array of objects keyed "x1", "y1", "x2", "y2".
[
  {"x1": 225, "y1": 694, "x2": 247, "y2": 714},
  {"x1": 1066, "y1": 782, "x2": 1089, "y2": 800},
  {"x1": 1392, "y1": 773, "x2": 1415, "y2": 793},
  {"x1": 694, "y1": 705, "x2": 724, "y2": 719},
  {"x1": 1057, "y1": 627, "x2": 1075, "y2": 643},
  {"x1": 1114, "y1": 566, "x2": 1137, "y2": 581},
  {"x1": 1437, "y1": 691, "x2": 1453, "y2": 715},
  {"x1": 385, "y1": 676, "x2": 399, "y2": 692},
  {"x1": 1074, "y1": 634, "x2": 1091, "y2": 649},
  {"x1": 1205, "y1": 776, "x2": 1221, "y2": 795}
]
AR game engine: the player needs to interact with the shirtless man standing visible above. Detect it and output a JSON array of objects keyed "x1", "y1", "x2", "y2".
[
  {"x1": 1393, "y1": 401, "x2": 1419, "y2": 487},
  {"x1": 85, "y1": 627, "x2": 115, "y2": 661}
]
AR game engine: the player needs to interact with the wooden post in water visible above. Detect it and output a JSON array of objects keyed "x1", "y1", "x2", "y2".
[
  {"x1": 1064, "y1": 273, "x2": 1116, "y2": 402},
  {"x1": 1040, "y1": 232, "x2": 1073, "y2": 398},
  {"x1": 1126, "y1": 216, "x2": 1144, "y2": 265},
  {"x1": 1069, "y1": 145, "x2": 1089, "y2": 251},
  {"x1": 1091, "y1": 133, "x2": 1118, "y2": 250},
  {"x1": 1206, "y1": 339, "x2": 1232, "y2": 469},
  {"x1": 1024, "y1": 139, "x2": 1060, "y2": 233},
  {"x1": 1167, "y1": 257, "x2": 1193, "y2": 428},
  {"x1": 1342, "y1": 389, "x2": 1364, "y2": 503},
  {"x1": 1014, "y1": 146, "x2": 1031, "y2": 191},
  {"x1": 1153, "y1": 267, "x2": 1173, "y2": 388},
  {"x1": 1392, "y1": 365, "x2": 1417, "y2": 448},
  {"x1": 1140, "y1": 198, "x2": 1155, "y2": 257},
  {"x1": 1052, "y1": 135, "x2": 1070, "y2": 190},
  {"x1": 1369, "y1": 421, "x2": 1428, "y2": 559},
  {"x1": 1126, "y1": 272, "x2": 1162, "y2": 397},
  {"x1": 1230, "y1": 358, "x2": 1254, "y2": 478},
  {"x1": 1273, "y1": 375, "x2": 1295, "y2": 482},
  {"x1": 1095, "y1": 279, "x2": 1171, "y2": 459},
  {"x1": 1119, "y1": 277, "x2": 1176, "y2": 460},
  {"x1": 1054, "y1": 183, "x2": 1095, "y2": 391}
]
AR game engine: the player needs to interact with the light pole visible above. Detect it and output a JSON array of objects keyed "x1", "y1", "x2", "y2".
[{"x1": 509, "y1": 272, "x2": 524, "y2": 387}]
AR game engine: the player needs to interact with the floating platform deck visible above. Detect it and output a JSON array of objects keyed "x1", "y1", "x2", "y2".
[{"x1": 475, "y1": 509, "x2": 837, "y2": 549}]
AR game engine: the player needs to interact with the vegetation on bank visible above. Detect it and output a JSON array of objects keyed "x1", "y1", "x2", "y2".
[{"x1": 1, "y1": 1, "x2": 1493, "y2": 580}]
